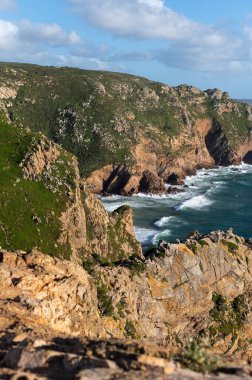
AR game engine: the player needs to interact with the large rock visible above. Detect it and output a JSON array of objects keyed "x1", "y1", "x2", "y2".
[
  {"x1": 0, "y1": 249, "x2": 104, "y2": 337},
  {"x1": 139, "y1": 170, "x2": 166, "y2": 194},
  {"x1": 2, "y1": 231, "x2": 252, "y2": 364}
]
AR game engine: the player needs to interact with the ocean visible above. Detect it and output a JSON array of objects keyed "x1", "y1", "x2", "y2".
[{"x1": 101, "y1": 163, "x2": 252, "y2": 248}]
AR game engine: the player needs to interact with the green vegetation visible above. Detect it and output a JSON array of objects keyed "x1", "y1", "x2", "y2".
[
  {"x1": 124, "y1": 320, "x2": 137, "y2": 338},
  {"x1": 1, "y1": 61, "x2": 250, "y2": 181},
  {"x1": 209, "y1": 293, "x2": 249, "y2": 339},
  {"x1": 0, "y1": 117, "x2": 73, "y2": 257},
  {"x1": 198, "y1": 239, "x2": 209, "y2": 247},
  {"x1": 189, "y1": 242, "x2": 198, "y2": 254},
  {"x1": 221, "y1": 239, "x2": 239, "y2": 255},
  {"x1": 128, "y1": 254, "x2": 147, "y2": 278},
  {"x1": 179, "y1": 340, "x2": 219, "y2": 374},
  {"x1": 96, "y1": 280, "x2": 114, "y2": 317}
]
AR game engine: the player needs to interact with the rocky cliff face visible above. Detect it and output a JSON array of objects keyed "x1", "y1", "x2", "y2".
[
  {"x1": 2, "y1": 231, "x2": 252, "y2": 378},
  {"x1": 0, "y1": 117, "x2": 141, "y2": 262},
  {"x1": 1, "y1": 230, "x2": 252, "y2": 352},
  {"x1": 1, "y1": 62, "x2": 252, "y2": 195}
]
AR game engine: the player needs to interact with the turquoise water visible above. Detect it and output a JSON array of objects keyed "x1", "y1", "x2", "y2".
[{"x1": 101, "y1": 164, "x2": 252, "y2": 248}]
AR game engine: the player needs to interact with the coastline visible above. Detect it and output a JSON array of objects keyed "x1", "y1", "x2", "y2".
[{"x1": 101, "y1": 162, "x2": 252, "y2": 248}]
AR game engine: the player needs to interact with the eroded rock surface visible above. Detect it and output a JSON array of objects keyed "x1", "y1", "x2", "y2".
[
  {"x1": 2, "y1": 233, "x2": 252, "y2": 378},
  {"x1": 1, "y1": 231, "x2": 252, "y2": 348}
]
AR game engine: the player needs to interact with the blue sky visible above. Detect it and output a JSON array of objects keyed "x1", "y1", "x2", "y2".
[{"x1": 0, "y1": 0, "x2": 252, "y2": 97}]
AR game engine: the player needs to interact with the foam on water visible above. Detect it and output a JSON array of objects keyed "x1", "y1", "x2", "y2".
[
  {"x1": 101, "y1": 163, "x2": 252, "y2": 245},
  {"x1": 152, "y1": 229, "x2": 172, "y2": 245},
  {"x1": 178, "y1": 194, "x2": 213, "y2": 210},
  {"x1": 134, "y1": 227, "x2": 157, "y2": 244},
  {"x1": 154, "y1": 216, "x2": 174, "y2": 227},
  {"x1": 133, "y1": 192, "x2": 169, "y2": 199}
]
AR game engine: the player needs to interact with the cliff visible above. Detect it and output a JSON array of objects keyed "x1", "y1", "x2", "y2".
[
  {"x1": 0, "y1": 62, "x2": 252, "y2": 195},
  {"x1": 1, "y1": 230, "x2": 252, "y2": 378},
  {"x1": 0, "y1": 117, "x2": 141, "y2": 261}
]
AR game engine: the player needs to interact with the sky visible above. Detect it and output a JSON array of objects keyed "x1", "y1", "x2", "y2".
[{"x1": 0, "y1": 0, "x2": 252, "y2": 97}]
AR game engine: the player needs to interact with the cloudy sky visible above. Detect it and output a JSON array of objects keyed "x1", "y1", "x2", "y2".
[{"x1": 1, "y1": 0, "x2": 252, "y2": 97}]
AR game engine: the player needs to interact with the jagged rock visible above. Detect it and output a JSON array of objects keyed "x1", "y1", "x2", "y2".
[
  {"x1": 21, "y1": 138, "x2": 60, "y2": 180},
  {"x1": 0, "y1": 249, "x2": 104, "y2": 337},
  {"x1": 139, "y1": 170, "x2": 166, "y2": 194},
  {"x1": 167, "y1": 186, "x2": 184, "y2": 194},
  {"x1": 2, "y1": 233, "x2": 252, "y2": 378},
  {"x1": 167, "y1": 172, "x2": 185, "y2": 185}
]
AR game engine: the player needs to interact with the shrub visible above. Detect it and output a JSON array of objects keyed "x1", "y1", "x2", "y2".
[
  {"x1": 179, "y1": 340, "x2": 219, "y2": 374},
  {"x1": 221, "y1": 239, "x2": 238, "y2": 255},
  {"x1": 124, "y1": 320, "x2": 136, "y2": 338}
]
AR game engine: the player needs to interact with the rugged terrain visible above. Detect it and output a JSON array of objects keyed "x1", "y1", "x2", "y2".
[
  {"x1": 2, "y1": 230, "x2": 252, "y2": 378},
  {"x1": 0, "y1": 116, "x2": 140, "y2": 261},
  {"x1": 1, "y1": 62, "x2": 252, "y2": 195},
  {"x1": 2, "y1": 62, "x2": 252, "y2": 378}
]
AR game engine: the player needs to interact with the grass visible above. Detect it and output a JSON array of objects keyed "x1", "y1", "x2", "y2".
[
  {"x1": 178, "y1": 340, "x2": 219, "y2": 374},
  {"x1": 209, "y1": 293, "x2": 249, "y2": 339},
  {"x1": 1, "y1": 61, "x2": 250, "y2": 181},
  {"x1": 0, "y1": 117, "x2": 73, "y2": 258},
  {"x1": 221, "y1": 239, "x2": 239, "y2": 255}
]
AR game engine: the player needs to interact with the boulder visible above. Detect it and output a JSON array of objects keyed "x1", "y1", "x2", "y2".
[{"x1": 139, "y1": 170, "x2": 166, "y2": 194}]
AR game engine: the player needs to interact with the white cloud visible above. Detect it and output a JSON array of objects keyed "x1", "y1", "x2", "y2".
[
  {"x1": 0, "y1": 20, "x2": 18, "y2": 50},
  {"x1": 0, "y1": 18, "x2": 122, "y2": 72},
  {"x1": 0, "y1": 19, "x2": 82, "y2": 52},
  {"x1": 0, "y1": 0, "x2": 16, "y2": 11},
  {"x1": 69, "y1": 0, "x2": 202, "y2": 40},
  {"x1": 18, "y1": 20, "x2": 82, "y2": 47},
  {"x1": 68, "y1": 0, "x2": 252, "y2": 75}
]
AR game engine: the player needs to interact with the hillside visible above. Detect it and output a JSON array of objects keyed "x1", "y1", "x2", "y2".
[
  {"x1": 1, "y1": 62, "x2": 252, "y2": 195},
  {"x1": 0, "y1": 115, "x2": 140, "y2": 260},
  {"x1": 2, "y1": 62, "x2": 252, "y2": 378}
]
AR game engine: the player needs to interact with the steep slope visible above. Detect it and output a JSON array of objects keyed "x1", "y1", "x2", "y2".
[
  {"x1": 1, "y1": 62, "x2": 252, "y2": 195},
  {"x1": 0, "y1": 116, "x2": 141, "y2": 261}
]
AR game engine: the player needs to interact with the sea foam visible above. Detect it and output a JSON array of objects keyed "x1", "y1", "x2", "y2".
[
  {"x1": 178, "y1": 194, "x2": 213, "y2": 210},
  {"x1": 134, "y1": 227, "x2": 157, "y2": 244},
  {"x1": 154, "y1": 216, "x2": 174, "y2": 227}
]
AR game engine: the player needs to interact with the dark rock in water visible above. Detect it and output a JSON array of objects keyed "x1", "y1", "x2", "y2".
[
  {"x1": 167, "y1": 172, "x2": 184, "y2": 185},
  {"x1": 243, "y1": 150, "x2": 252, "y2": 164},
  {"x1": 167, "y1": 186, "x2": 184, "y2": 194},
  {"x1": 139, "y1": 170, "x2": 166, "y2": 194}
]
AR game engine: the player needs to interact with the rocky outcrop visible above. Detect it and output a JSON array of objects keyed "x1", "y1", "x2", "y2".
[
  {"x1": 2, "y1": 231, "x2": 252, "y2": 378},
  {"x1": 97, "y1": 230, "x2": 252, "y2": 344},
  {"x1": 83, "y1": 191, "x2": 142, "y2": 260},
  {"x1": 1, "y1": 327, "x2": 252, "y2": 380},
  {"x1": 205, "y1": 120, "x2": 240, "y2": 165},
  {"x1": 1, "y1": 230, "x2": 252, "y2": 347},
  {"x1": 0, "y1": 120, "x2": 141, "y2": 262},
  {"x1": 0, "y1": 249, "x2": 104, "y2": 337},
  {"x1": 139, "y1": 170, "x2": 166, "y2": 194},
  {"x1": 21, "y1": 138, "x2": 60, "y2": 180}
]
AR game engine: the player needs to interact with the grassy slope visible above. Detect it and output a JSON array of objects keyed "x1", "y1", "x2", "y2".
[
  {"x1": 0, "y1": 62, "x2": 251, "y2": 180},
  {"x1": 0, "y1": 116, "x2": 75, "y2": 258},
  {"x1": 1, "y1": 62, "x2": 250, "y2": 178}
]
